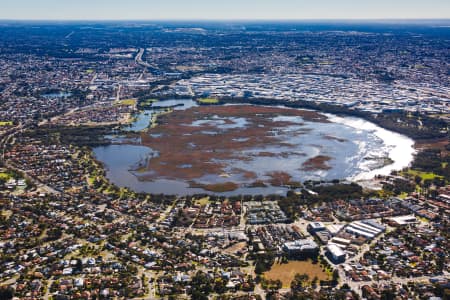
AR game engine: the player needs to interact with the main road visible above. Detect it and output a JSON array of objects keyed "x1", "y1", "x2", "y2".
[{"x1": 135, "y1": 48, "x2": 158, "y2": 69}]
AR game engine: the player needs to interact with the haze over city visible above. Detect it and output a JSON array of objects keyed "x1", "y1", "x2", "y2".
[{"x1": 1, "y1": 0, "x2": 450, "y2": 20}]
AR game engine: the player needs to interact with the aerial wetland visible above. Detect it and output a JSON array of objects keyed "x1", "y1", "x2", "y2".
[{"x1": 93, "y1": 99, "x2": 415, "y2": 195}]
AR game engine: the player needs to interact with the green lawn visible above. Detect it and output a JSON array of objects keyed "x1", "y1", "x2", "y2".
[
  {"x1": 195, "y1": 197, "x2": 210, "y2": 206},
  {"x1": 403, "y1": 169, "x2": 443, "y2": 181},
  {"x1": 398, "y1": 192, "x2": 409, "y2": 199},
  {"x1": 115, "y1": 99, "x2": 137, "y2": 106},
  {"x1": 197, "y1": 98, "x2": 219, "y2": 104},
  {"x1": 0, "y1": 172, "x2": 11, "y2": 181},
  {"x1": 0, "y1": 121, "x2": 13, "y2": 126},
  {"x1": 87, "y1": 175, "x2": 95, "y2": 186}
]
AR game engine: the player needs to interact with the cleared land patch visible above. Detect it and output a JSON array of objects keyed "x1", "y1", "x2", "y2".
[{"x1": 264, "y1": 261, "x2": 330, "y2": 288}]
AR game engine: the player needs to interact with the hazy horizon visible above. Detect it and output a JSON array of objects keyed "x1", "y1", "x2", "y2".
[
  {"x1": 1, "y1": 0, "x2": 449, "y2": 21},
  {"x1": 0, "y1": 18, "x2": 450, "y2": 27}
]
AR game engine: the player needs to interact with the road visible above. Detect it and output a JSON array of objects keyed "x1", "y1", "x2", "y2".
[
  {"x1": 4, "y1": 160, "x2": 61, "y2": 195},
  {"x1": 89, "y1": 72, "x2": 97, "y2": 85},
  {"x1": 43, "y1": 277, "x2": 54, "y2": 300},
  {"x1": 116, "y1": 84, "x2": 121, "y2": 101},
  {"x1": 135, "y1": 48, "x2": 158, "y2": 69}
]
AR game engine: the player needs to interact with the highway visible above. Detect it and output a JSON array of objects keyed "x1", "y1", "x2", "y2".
[{"x1": 135, "y1": 48, "x2": 158, "y2": 69}]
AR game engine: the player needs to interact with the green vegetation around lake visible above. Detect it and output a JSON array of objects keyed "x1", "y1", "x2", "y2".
[
  {"x1": 143, "y1": 98, "x2": 158, "y2": 103},
  {"x1": 137, "y1": 98, "x2": 159, "y2": 109}
]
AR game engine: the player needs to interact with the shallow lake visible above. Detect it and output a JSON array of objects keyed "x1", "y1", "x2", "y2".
[{"x1": 93, "y1": 99, "x2": 415, "y2": 196}]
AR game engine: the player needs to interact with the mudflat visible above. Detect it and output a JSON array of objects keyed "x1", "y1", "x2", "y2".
[{"x1": 139, "y1": 105, "x2": 328, "y2": 191}]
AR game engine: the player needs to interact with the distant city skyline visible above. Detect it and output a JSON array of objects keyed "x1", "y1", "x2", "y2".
[{"x1": 1, "y1": 0, "x2": 450, "y2": 21}]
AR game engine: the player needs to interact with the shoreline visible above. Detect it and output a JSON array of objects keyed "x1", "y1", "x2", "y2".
[
  {"x1": 159, "y1": 95, "x2": 447, "y2": 140},
  {"x1": 201, "y1": 97, "x2": 426, "y2": 182},
  {"x1": 324, "y1": 113, "x2": 417, "y2": 181}
]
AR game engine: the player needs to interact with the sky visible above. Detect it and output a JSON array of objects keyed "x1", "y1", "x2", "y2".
[{"x1": 0, "y1": 0, "x2": 449, "y2": 21}]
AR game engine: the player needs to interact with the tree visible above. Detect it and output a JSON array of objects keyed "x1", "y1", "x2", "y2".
[
  {"x1": 381, "y1": 288, "x2": 396, "y2": 300},
  {"x1": 0, "y1": 287, "x2": 13, "y2": 300},
  {"x1": 332, "y1": 269, "x2": 339, "y2": 285},
  {"x1": 291, "y1": 273, "x2": 309, "y2": 292},
  {"x1": 436, "y1": 255, "x2": 445, "y2": 273},
  {"x1": 75, "y1": 258, "x2": 83, "y2": 272},
  {"x1": 191, "y1": 290, "x2": 208, "y2": 300},
  {"x1": 214, "y1": 278, "x2": 227, "y2": 294},
  {"x1": 414, "y1": 175, "x2": 422, "y2": 185},
  {"x1": 423, "y1": 179, "x2": 433, "y2": 189},
  {"x1": 311, "y1": 276, "x2": 318, "y2": 288},
  {"x1": 254, "y1": 261, "x2": 266, "y2": 275},
  {"x1": 189, "y1": 271, "x2": 212, "y2": 300}
]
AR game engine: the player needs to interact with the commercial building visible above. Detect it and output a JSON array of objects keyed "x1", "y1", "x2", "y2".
[
  {"x1": 327, "y1": 244, "x2": 346, "y2": 264},
  {"x1": 282, "y1": 239, "x2": 319, "y2": 258},
  {"x1": 345, "y1": 219, "x2": 384, "y2": 240},
  {"x1": 389, "y1": 215, "x2": 418, "y2": 226},
  {"x1": 307, "y1": 222, "x2": 326, "y2": 234}
]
